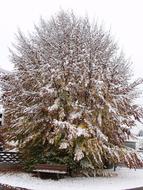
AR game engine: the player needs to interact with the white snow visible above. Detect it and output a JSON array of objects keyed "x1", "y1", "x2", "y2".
[
  {"x1": 76, "y1": 127, "x2": 89, "y2": 137},
  {"x1": 42, "y1": 85, "x2": 55, "y2": 95},
  {"x1": 1, "y1": 167, "x2": 143, "y2": 190},
  {"x1": 69, "y1": 111, "x2": 82, "y2": 120},
  {"x1": 59, "y1": 142, "x2": 69, "y2": 149},
  {"x1": 74, "y1": 148, "x2": 84, "y2": 161},
  {"x1": 97, "y1": 113, "x2": 102, "y2": 126},
  {"x1": 33, "y1": 169, "x2": 67, "y2": 174},
  {"x1": 48, "y1": 99, "x2": 59, "y2": 112}
]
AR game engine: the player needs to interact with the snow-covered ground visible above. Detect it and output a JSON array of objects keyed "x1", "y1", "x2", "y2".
[{"x1": 0, "y1": 167, "x2": 143, "y2": 190}]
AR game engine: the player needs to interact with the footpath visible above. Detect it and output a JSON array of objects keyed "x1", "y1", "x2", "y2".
[{"x1": 1, "y1": 183, "x2": 143, "y2": 190}]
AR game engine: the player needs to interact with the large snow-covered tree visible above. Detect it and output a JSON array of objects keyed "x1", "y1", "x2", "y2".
[{"x1": 1, "y1": 11, "x2": 143, "y2": 174}]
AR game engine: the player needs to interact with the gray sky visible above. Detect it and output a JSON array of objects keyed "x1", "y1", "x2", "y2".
[{"x1": 0, "y1": 0, "x2": 143, "y2": 80}]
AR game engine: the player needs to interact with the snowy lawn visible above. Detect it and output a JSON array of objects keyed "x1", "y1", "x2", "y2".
[{"x1": 0, "y1": 167, "x2": 143, "y2": 190}]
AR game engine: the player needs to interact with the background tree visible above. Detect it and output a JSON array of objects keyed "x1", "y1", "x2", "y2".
[{"x1": 1, "y1": 11, "x2": 143, "y2": 175}]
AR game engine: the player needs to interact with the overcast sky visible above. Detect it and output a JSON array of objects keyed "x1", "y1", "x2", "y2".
[{"x1": 0, "y1": 0, "x2": 143, "y2": 81}]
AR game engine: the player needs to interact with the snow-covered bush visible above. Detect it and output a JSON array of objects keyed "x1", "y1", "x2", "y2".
[{"x1": 1, "y1": 11, "x2": 143, "y2": 174}]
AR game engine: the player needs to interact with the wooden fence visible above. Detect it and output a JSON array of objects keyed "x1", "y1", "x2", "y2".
[{"x1": 0, "y1": 152, "x2": 21, "y2": 163}]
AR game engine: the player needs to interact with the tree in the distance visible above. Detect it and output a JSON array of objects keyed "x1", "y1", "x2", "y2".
[{"x1": 1, "y1": 11, "x2": 143, "y2": 175}]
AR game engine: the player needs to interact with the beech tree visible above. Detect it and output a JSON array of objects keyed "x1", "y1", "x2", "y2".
[{"x1": 1, "y1": 11, "x2": 143, "y2": 175}]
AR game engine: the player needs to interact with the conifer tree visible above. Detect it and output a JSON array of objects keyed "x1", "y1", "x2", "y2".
[{"x1": 1, "y1": 11, "x2": 143, "y2": 175}]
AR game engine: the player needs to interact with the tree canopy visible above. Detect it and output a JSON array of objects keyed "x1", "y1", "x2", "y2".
[{"x1": 1, "y1": 11, "x2": 143, "y2": 175}]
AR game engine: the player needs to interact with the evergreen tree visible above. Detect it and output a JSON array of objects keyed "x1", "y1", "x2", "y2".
[{"x1": 1, "y1": 11, "x2": 143, "y2": 175}]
